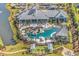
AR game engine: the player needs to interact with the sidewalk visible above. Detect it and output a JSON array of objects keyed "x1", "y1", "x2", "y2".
[{"x1": 62, "y1": 46, "x2": 75, "y2": 56}]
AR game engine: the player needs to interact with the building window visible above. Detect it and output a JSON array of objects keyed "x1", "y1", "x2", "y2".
[
  {"x1": 60, "y1": 18, "x2": 64, "y2": 22},
  {"x1": 32, "y1": 19, "x2": 37, "y2": 24}
]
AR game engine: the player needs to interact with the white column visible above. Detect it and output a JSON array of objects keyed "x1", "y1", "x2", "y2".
[
  {"x1": 47, "y1": 43, "x2": 53, "y2": 51},
  {"x1": 30, "y1": 43, "x2": 36, "y2": 50}
]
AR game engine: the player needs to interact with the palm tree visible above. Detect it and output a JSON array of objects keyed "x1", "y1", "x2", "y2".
[
  {"x1": 44, "y1": 47, "x2": 48, "y2": 54},
  {"x1": 66, "y1": 19, "x2": 71, "y2": 30},
  {"x1": 68, "y1": 30, "x2": 72, "y2": 43},
  {"x1": 77, "y1": 26, "x2": 79, "y2": 40},
  {"x1": 37, "y1": 49, "x2": 40, "y2": 55},
  {"x1": 77, "y1": 26, "x2": 79, "y2": 32}
]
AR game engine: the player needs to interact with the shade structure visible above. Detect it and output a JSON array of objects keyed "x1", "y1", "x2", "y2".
[{"x1": 56, "y1": 26, "x2": 68, "y2": 37}]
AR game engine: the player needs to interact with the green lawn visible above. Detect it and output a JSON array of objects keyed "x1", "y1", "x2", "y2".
[
  {"x1": 0, "y1": 36, "x2": 4, "y2": 48},
  {"x1": 4, "y1": 41, "x2": 29, "y2": 52},
  {"x1": 4, "y1": 51, "x2": 33, "y2": 56},
  {"x1": 47, "y1": 53, "x2": 63, "y2": 56},
  {"x1": 63, "y1": 43, "x2": 73, "y2": 50},
  {"x1": 0, "y1": 42, "x2": 65, "y2": 56}
]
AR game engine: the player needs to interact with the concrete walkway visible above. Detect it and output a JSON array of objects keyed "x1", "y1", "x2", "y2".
[
  {"x1": 62, "y1": 46, "x2": 75, "y2": 56},
  {"x1": 53, "y1": 46, "x2": 75, "y2": 56},
  {"x1": 0, "y1": 46, "x2": 75, "y2": 56},
  {"x1": 0, "y1": 49, "x2": 26, "y2": 55}
]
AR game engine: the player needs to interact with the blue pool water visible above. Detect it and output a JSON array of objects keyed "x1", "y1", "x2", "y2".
[{"x1": 27, "y1": 27, "x2": 60, "y2": 39}]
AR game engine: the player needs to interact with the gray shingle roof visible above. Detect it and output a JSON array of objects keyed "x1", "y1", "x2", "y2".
[
  {"x1": 35, "y1": 10, "x2": 49, "y2": 19},
  {"x1": 55, "y1": 10, "x2": 67, "y2": 18},
  {"x1": 17, "y1": 9, "x2": 67, "y2": 20},
  {"x1": 42, "y1": 10, "x2": 59, "y2": 18},
  {"x1": 17, "y1": 10, "x2": 36, "y2": 20},
  {"x1": 17, "y1": 10, "x2": 49, "y2": 20}
]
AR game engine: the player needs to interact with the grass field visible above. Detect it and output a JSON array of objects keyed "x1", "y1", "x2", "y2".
[{"x1": 0, "y1": 36, "x2": 4, "y2": 48}]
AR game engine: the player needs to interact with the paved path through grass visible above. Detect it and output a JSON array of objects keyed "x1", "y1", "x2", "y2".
[
  {"x1": 62, "y1": 46, "x2": 75, "y2": 56},
  {"x1": 0, "y1": 46, "x2": 75, "y2": 56},
  {"x1": 0, "y1": 49, "x2": 26, "y2": 55}
]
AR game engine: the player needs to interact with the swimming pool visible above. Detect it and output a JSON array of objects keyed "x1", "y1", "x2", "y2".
[{"x1": 27, "y1": 27, "x2": 60, "y2": 39}]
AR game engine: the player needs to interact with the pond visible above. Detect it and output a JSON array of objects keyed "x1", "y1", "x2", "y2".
[{"x1": 0, "y1": 3, "x2": 15, "y2": 45}]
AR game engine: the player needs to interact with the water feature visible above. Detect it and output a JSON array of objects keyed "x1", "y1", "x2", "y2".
[
  {"x1": 27, "y1": 27, "x2": 60, "y2": 39},
  {"x1": 0, "y1": 3, "x2": 15, "y2": 45}
]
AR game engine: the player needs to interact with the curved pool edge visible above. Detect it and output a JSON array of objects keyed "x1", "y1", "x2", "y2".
[{"x1": 27, "y1": 27, "x2": 61, "y2": 39}]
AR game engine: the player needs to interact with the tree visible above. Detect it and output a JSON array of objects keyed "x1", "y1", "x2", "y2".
[
  {"x1": 68, "y1": 31, "x2": 72, "y2": 43},
  {"x1": 77, "y1": 26, "x2": 79, "y2": 40},
  {"x1": 77, "y1": 26, "x2": 79, "y2": 32},
  {"x1": 66, "y1": 18, "x2": 71, "y2": 30}
]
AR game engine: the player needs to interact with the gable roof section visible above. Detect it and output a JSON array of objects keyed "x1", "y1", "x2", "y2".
[
  {"x1": 35, "y1": 10, "x2": 49, "y2": 19},
  {"x1": 42, "y1": 10, "x2": 59, "y2": 18},
  {"x1": 17, "y1": 10, "x2": 49, "y2": 20},
  {"x1": 16, "y1": 9, "x2": 67, "y2": 20},
  {"x1": 55, "y1": 10, "x2": 67, "y2": 19},
  {"x1": 17, "y1": 10, "x2": 36, "y2": 20}
]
